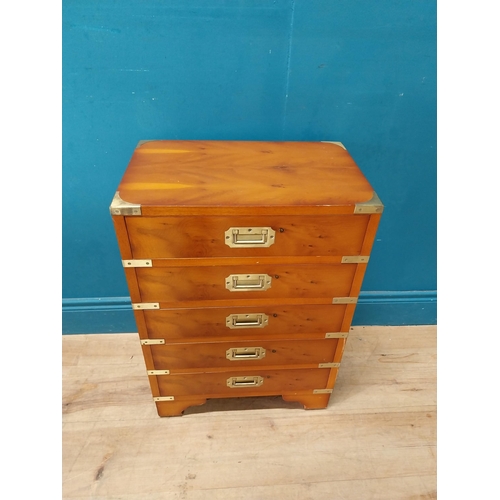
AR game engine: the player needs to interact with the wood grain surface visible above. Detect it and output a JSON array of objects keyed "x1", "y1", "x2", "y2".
[
  {"x1": 62, "y1": 325, "x2": 436, "y2": 499},
  {"x1": 149, "y1": 338, "x2": 339, "y2": 371},
  {"x1": 125, "y1": 214, "x2": 370, "y2": 258},
  {"x1": 140, "y1": 303, "x2": 347, "y2": 342},
  {"x1": 116, "y1": 141, "x2": 375, "y2": 213},
  {"x1": 134, "y1": 263, "x2": 357, "y2": 303}
]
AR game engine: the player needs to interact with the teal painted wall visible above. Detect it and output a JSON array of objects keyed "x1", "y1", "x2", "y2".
[{"x1": 62, "y1": 0, "x2": 436, "y2": 333}]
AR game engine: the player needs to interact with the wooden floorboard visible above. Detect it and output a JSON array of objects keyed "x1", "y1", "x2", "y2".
[{"x1": 62, "y1": 325, "x2": 436, "y2": 499}]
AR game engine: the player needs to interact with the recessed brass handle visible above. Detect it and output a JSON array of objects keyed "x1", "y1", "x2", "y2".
[
  {"x1": 226, "y1": 376, "x2": 264, "y2": 388},
  {"x1": 225, "y1": 274, "x2": 272, "y2": 292},
  {"x1": 225, "y1": 227, "x2": 276, "y2": 248},
  {"x1": 226, "y1": 347, "x2": 266, "y2": 361},
  {"x1": 226, "y1": 313, "x2": 269, "y2": 329}
]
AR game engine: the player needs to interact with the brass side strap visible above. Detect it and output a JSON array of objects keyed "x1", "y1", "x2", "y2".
[
  {"x1": 147, "y1": 370, "x2": 170, "y2": 375},
  {"x1": 132, "y1": 303, "x2": 160, "y2": 310},
  {"x1": 122, "y1": 259, "x2": 152, "y2": 267},
  {"x1": 332, "y1": 297, "x2": 357, "y2": 304},
  {"x1": 140, "y1": 339, "x2": 165, "y2": 345},
  {"x1": 341, "y1": 256, "x2": 369, "y2": 264},
  {"x1": 325, "y1": 332, "x2": 349, "y2": 339},
  {"x1": 318, "y1": 363, "x2": 340, "y2": 368},
  {"x1": 313, "y1": 389, "x2": 333, "y2": 394},
  {"x1": 154, "y1": 396, "x2": 175, "y2": 402}
]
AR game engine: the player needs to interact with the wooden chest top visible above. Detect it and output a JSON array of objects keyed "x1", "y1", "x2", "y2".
[{"x1": 112, "y1": 140, "x2": 378, "y2": 216}]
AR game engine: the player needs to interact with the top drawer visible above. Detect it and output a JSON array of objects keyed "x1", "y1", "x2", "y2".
[{"x1": 125, "y1": 215, "x2": 370, "y2": 259}]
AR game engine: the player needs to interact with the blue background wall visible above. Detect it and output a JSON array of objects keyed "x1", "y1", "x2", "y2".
[{"x1": 62, "y1": 0, "x2": 436, "y2": 333}]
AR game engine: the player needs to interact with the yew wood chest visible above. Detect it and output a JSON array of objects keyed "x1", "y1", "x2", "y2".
[{"x1": 110, "y1": 140, "x2": 383, "y2": 416}]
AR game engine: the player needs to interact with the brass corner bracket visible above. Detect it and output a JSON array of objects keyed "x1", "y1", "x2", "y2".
[
  {"x1": 321, "y1": 141, "x2": 347, "y2": 150},
  {"x1": 354, "y1": 192, "x2": 384, "y2": 214},
  {"x1": 110, "y1": 192, "x2": 141, "y2": 216}
]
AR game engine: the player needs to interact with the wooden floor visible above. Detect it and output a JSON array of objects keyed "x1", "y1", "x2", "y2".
[{"x1": 62, "y1": 325, "x2": 436, "y2": 499}]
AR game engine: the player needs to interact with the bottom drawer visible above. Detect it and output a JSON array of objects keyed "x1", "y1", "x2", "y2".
[{"x1": 156, "y1": 367, "x2": 331, "y2": 398}]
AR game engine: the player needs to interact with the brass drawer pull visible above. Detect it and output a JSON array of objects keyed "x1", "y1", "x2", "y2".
[
  {"x1": 225, "y1": 227, "x2": 276, "y2": 248},
  {"x1": 226, "y1": 313, "x2": 269, "y2": 329},
  {"x1": 227, "y1": 376, "x2": 264, "y2": 388},
  {"x1": 225, "y1": 274, "x2": 272, "y2": 292},
  {"x1": 226, "y1": 347, "x2": 266, "y2": 361}
]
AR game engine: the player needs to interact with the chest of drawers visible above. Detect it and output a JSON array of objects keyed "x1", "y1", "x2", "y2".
[{"x1": 110, "y1": 140, "x2": 383, "y2": 416}]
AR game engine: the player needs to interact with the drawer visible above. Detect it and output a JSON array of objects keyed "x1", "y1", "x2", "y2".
[
  {"x1": 148, "y1": 338, "x2": 339, "y2": 371},
  {"x1": 135, "y1": 263, "x2": 357, "y2": 303},
  {"x1": 156, "y1": 367, "x2": 331, "y2": 397},
  {"x1": 125, "y1": 215, "x2": 370, "y2": 258},
  {"x1": 141, "y1": 304, "x2": 347, "y2": 341}
]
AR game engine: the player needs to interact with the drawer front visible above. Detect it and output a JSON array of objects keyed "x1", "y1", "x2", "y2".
[
  {"x1": 149, "y1": 338, "x2": 339, "y2": 371},
  {"x1": 135, "y1": 263, "x2": 357, "y2": 303},
  {"x1": 125, "y1": 215, "x2": 370, "y2": 258},
  {"x1": 142, "y1": 304, "x2": 347, "y2": 341},
  {"x1": 156, "y1": 368, "x2": 331, "y2": 397}
]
